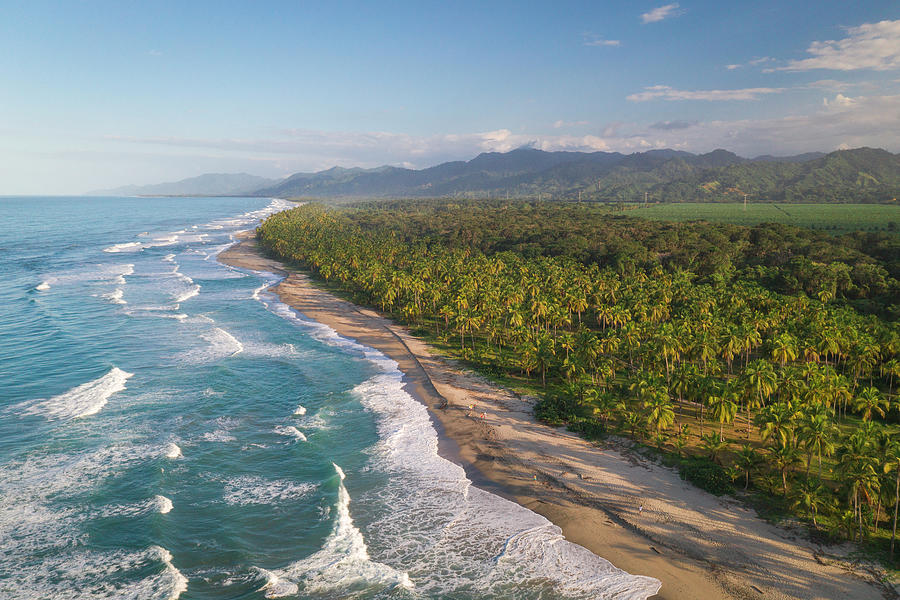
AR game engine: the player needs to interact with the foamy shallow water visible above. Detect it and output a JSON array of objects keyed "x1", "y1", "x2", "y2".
[{"x1": 0, "y1": 196, "x2": 659, "y2": 599}]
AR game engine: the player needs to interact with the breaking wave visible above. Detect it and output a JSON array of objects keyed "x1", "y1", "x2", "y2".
[{"x1": 18, "y1": 368, "x2": 134, "y2": 420}]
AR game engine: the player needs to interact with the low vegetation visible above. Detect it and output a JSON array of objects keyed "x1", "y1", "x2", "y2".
[{"x1": 624, "y1": 202, "x2": 900, "y2": 234}]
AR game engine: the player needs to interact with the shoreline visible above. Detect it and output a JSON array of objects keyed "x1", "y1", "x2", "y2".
[{"x1": 219, "y1": 231, "x2": 894, "y2": 600}]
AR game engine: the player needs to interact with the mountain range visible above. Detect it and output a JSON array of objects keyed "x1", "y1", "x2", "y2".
[
  {"x1": 92, "y1": 147, "x2": 900, "y2": 203},
  {"x1": 91, "y1": 173, "x2": 278, "y2": 197}
]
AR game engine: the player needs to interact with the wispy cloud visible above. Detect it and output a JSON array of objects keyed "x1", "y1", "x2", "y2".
[
  {"x1": 805, "y1": 79, "x2": 855, "y2": 91},
  {"x1": 147, "y1": 49, "x2": 163, "y2": 57},
  {"x1": 627, "y1": 85, "x2": 783, "y2": 101},
  {"x1": 584, "y1": 37, "x2": 620, "y2": 47},
  {"x1": 650, "y1": 120, "x2": 697, "y2": 130},
  {"x1": 637, "y1": 94, "x2": 900, "y2": 155},
  {"x1": 553, "y1": 119, "x2": 591, "y2": 129},
  {"x1": 725, "y1": 57, "x2": 772, "y2": 70},
  {"x1": 641, "y1": 3, "x2": 681, "y2": 24},
  {"x1": 778, "y1": 19, "x2": 900, "y2": 71}
]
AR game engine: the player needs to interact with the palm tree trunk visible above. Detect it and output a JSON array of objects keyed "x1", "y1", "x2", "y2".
[{"x1": 891, "y1": 467, "x2": 899, "y2": 560}]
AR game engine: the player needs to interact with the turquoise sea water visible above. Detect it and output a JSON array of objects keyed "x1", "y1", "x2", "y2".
[{"x1": 0, "y1": 196, "x2": 660, "y2": 600}]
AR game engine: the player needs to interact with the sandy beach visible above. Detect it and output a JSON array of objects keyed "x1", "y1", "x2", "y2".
[{"x1": 220, "y1": 231, "x2": 895, "y2": 600}]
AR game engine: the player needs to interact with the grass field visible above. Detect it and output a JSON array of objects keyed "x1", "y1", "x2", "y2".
[{"x1": 621, "y1": 202, "x2": 900, "y2": 233}]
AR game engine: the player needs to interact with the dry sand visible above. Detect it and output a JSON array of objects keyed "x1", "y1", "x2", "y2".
[{"x1": 220, "y1": 232, "x2": 895, "y2": 600}]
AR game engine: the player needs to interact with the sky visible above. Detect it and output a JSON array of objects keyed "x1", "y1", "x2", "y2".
[{"x1": 1, "y1": 1, "x2": 899, "y2": 194}]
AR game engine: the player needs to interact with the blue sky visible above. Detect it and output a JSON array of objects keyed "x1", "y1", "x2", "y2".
[{"x1": 1, "y1": 1, "x2": 899, "y2": 193}]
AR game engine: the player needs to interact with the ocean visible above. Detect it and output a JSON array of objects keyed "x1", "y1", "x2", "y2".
[{"x1": 0, "y1": 196, "x2": 659, "y2": 599}]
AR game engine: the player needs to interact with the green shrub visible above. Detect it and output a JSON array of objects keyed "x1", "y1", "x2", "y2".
[
  {"x1": 678, "y1": 460, "x2": 734, "y2": 496},
  {"x1": 567, "y1": 419, "x2": 606, "y2": 440}
]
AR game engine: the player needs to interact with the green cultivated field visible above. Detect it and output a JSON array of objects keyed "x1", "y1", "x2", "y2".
[{"x1": 623, "y1": 202, "x2": 900, "y2": 233}]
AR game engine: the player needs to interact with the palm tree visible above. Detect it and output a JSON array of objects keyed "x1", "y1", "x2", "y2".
[
  {"x1": 742, "y1": 360, "x2": 777, "y2": 438},
  {"x1": 755, "y1": 402, "x2": 796, "y2": 448},
  {"x1": 791, "y1": 478, "x2": 828, "y2": 528},
  {"x1": 673, "y1": 424, "x2": 690, "y2": 457},
  {"x1": 622, "y1": 408, "x2": 644, "y2": 440},
  {"x1": 853, "y1": 386, "x2": 887, "y2": 422},
  {"x1": 882, "y1": 437, "x2": 900, "y2": 560},
  {"x1": 771, "y1": 333, "x2": 798, "y2": 368},
  {"x1": 530, "y1": 332, "x2": 555, "y2": 386},
  {"x1": 769, "y1": 440, "x2": 803, "y2": 497},
  {"x1": 707, "y1": 389, "x2": 739, "y2": 437},
  {"x1": 701, "y1": 432, "x2": 729, "y2": 465},
  {"x1": 643, "y1": 390, "x2": 675, "y2": 435},
  {"x1": 798, "y1": 407, "x2": 838, "y2": 478},
  {"x1": 836, "y1": 429, "x2": 881, "y2": 541},
  {"x1": 734, "y1": 444, "x2": 760, "y2": 490}
]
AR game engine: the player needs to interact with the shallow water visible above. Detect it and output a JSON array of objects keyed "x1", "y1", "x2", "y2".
[{"x1": 0, "y1": 196, "x2": 660, "y2": 599}]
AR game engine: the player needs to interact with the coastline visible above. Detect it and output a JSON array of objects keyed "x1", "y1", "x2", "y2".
[{"x1": 219, "y1": 231, "x2": 893, "y2": 600}]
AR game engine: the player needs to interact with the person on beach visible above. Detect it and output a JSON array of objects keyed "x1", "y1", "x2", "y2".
[{"x1": 639, "y1": 502, "x2": 643, "y2": 515}]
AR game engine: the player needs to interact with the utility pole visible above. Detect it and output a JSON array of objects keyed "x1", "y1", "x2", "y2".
[
  {"x1": 644, "y1": 191, "x2": 648, "y2": 207},
  {"x1": 743, "y1": 193, "x2": 748, "y2": 211}
]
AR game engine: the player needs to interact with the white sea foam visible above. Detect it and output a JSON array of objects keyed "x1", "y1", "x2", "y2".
[
  {"x1": 261, "y1": 464, "x2": 413, "y2": 595},
  {"x1": 172, "y1": 284, "x2": 200, "y2": 303},
  {"x1": 93, "y1": 495, "x2": 174, "y2": 519},
  {"x1": 104, "y1": 241, "x2": 143, "y2": 253},
  {"x1": 19, "y1": 368, "x2": 134, "y2": 420},
  {"x1": 251, "y1": 282, "x2": 271, "y2": 300},
  {"x1": 253, "y1": 568, "x2": 299, "y2": 598},
  {"x1": 101, "y1": 288, "x2": 127, "y2": 305},
  {"x1": 178, "y1": 327, "x2": 243, "y2": 364},
  {"x1": 8, "y1": 545, "x2": 188, "y2": 600},
  {"x1": 171, "y1": 266, "x2": 194, "y2": 284},
  {"x1": 223, "y1": 475, "x2": 315, "y2": 506},
  {"x1": 273, "y1": 425, "x2": 306, "y2": 442},
  {"x1": 175, "y1": 232, "x2": 207, "y2": 244},
  {"x1": 0, "y1": 444, "x2": 185, "y2": 598},
  {"x1": 155, "y1": 495, "x2": 173, "y2": 514},
  {"x1": 164, "y1": 443, "x2": 182, "y2": 459},
  {"x1": 293, "y1": 405, "x2": 306, "y2": 416},
  {"x1": 204, "y1": 242, "x2": 237, "y2": 261},
  {"x1": 163, "y1": 253, "x2": 176, "y2": 262},
  {"x1": 201, "y1": 417, "x2": 239, "y2": 443},
  {"x1": 37, "y1": 263, "x2": 135, "y2": 290},
  {"x1": 201, "y1": 430, "x2": 237, "y2": 443}
]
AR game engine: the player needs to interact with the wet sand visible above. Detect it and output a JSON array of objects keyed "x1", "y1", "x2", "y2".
[{"x1": 220, "y1": 231, "x2": 894, "y2": 600}]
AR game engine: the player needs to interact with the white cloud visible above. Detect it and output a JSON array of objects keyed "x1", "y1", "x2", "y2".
[
  {"x1": 823, "y1": 93, "x2": 857, "y2": 107},
  {"x1": 726, "y1": 64, "x2": 741, "y2": 70},
  {"x1": 627, "y1": 85, "x2": 783, "y2": 101},
  {"x1": 584, "y1": 38, "x2": 621, "y2": 47},
  {"x1": 650, "y1": 120, "x2": 697, "y2": 130},
  {"x1": 147, "y1": 49, "x2": 162, "y2": 57},
  {"x1": 640, "y1": 94, "x2": 900, "y2": 155},
  {"x1": 779, "y1": 19, "x2": 900, "y2": 71},
  {"x1": 641, "y1": 4, "x2": 680, "y2": 24},
  {"x1": 553, "y1": 119, "x2": 590, "y2": 129}
]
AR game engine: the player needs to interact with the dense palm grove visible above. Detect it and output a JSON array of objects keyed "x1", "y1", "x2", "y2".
[{"x1": 258, "y1": 201, "x2": 900, "y2": 562}]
